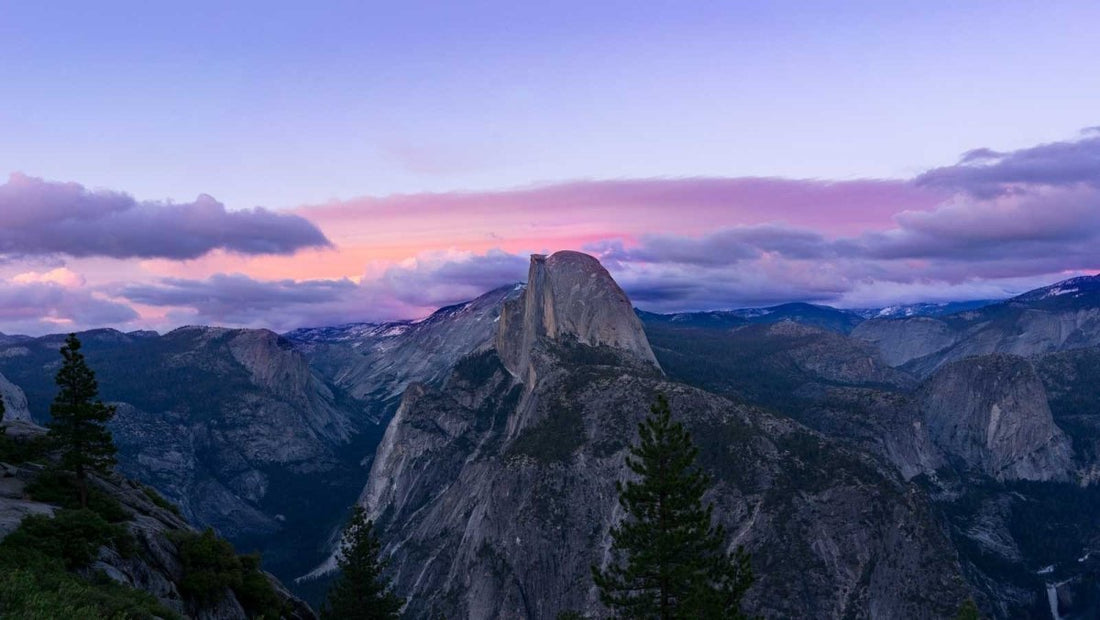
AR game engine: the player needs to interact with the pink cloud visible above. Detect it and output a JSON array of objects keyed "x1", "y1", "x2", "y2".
[{"x1": 12, "y1": 267, "x2": 86, "y2": 288}]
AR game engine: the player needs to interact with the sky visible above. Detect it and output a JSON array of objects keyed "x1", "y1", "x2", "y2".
[{"x1": 2, "y1": 1, "x2": 1100, "y2": 335}]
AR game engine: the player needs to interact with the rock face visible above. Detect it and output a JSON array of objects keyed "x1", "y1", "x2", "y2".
[
  {"x1": 852, "y1": 316, "x2": 961, "y2": 368},
  {"x1": 0, "y1": 372, "x2": 30, "y2": 422},
  {"x1": 287, "y1": 283, "x2": 523, "y2": 420},
  {"x1": 352, "y1": 252, "x2": 968, "y2": 619},
  {"x1": 917, "y1": 355, "x2": 1074, "y2": 481},
  {"x1": 497, "y1": 252, "x2": 658, "y2": 378}
]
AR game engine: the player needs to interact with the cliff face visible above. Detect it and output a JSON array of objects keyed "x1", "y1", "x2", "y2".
[
  {"x1": 497, "y1": 252, "x2": 658, "y2": 379},
  {"x1": 353, "y1": 252, "x2": 967, "y2": 619},
  {"x1": 917, "y1": 355, "x2": 1074, "y2": 481},
  {"x1": 287, "y1": 284, "x2": 523, "y2": 420},
  {"x1": 0, "y1": 372, "x2": 30, "y2": 422}
]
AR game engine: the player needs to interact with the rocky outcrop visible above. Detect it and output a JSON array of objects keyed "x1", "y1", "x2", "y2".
[
  {"x1": 917, "y1": 355, "x2": 1074, "y2": 481},
  {"x1": 497, "y1": 252, "x2": 658, "y2": 378},
  {"x1": 0, "y1": 372, "x2": 30, "y2": 422}
]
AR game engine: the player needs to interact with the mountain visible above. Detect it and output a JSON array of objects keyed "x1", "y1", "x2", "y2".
[
  {"x1": 853, "y1": 274, "x2": 1100, "y2": 376},
  {"x1": 643, "y1": 277, "x2": 1100, "y2": 616},
  {"x1": 638, "y1": 301, "x2": 865, "y2": 334},
  {"x1": 0, "y1": 285, "x2": 527, "y2": 605},
  {"x1": 4, "y1": 261, "x2": 1099, "y2": 616},
  {"x1": 916, "y1": 355, "x2": 1074, "y2": 482},
  {"x1": 856, "y1": 299, "x2": 1002, "y2": 319},
  {"x1": 285, "y1": 283, "x2": 523, "y2": 421},
  {"x1": 641, "y1": 318, "x2": 914, "y2": 415},
  {"x1": 342, "y1": 252, "x2": 971, "y2": 619}
]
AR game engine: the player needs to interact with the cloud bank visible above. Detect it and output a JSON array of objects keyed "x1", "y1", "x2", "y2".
[
  {"x1": 0, "y1": 173, "x2": 331, "y2": 260},
  {"x1": 3, "y1": 128, "x2": 1100, "y2": 333}
]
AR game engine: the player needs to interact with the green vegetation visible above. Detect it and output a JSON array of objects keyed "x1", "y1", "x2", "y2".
[
  {"x1": 171, "y1": 528, "x2": 286, "y2": 618},
  {"x1": 143, "y1": 484, "x2": 183, "y2": 516},
  {"x1": 47, "y1": 333, "x2": 118, "y2": 508},
  {"x1": 322, "y1": 505, "x2": 405, "y2": 619},
  {"x1": 26, "y1": 468, "x2": 130, "y2": 523},
  {"x1": 0, "y1": 426, "x2": 51, "y2": 464},
  {"x1": 2, "y1": 508, "x2": 132, "y2": 569},
  {"x1": 592, "y1": 394, "x2": 754, "y2": 619},
  {"x1": 955, "y1": 598, "x2": 981, "y2": 620},
  {"x1": 451, "y1": 349, "x2": 505, "y2": 385},
  {"x1": 508, "y1": 403, "x2": 586, "y2": 463},
  {"x1": 0, "y1": 510, "x2": 175, "y2": 619}
]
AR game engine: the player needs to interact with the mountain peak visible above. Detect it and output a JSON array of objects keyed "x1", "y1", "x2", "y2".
[
  {"x1": 1011, "y1": 273, "x2": 1100, "y2": 304},
  {"x1": 496, "y1": 251, "x2": 658, "y2": 376}
]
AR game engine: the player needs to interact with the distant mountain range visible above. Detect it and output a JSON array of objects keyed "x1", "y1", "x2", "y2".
[
  {"x1": 637, "y1": 298, "x2": 1003, "y2": 335},
  {"x1": 3, "y1": 265, "x2": 1100, "y2": 617}
]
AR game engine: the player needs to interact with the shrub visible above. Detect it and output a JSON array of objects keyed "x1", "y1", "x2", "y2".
[
  {"x1": 1, "y1": 508, "x2": 132, "y2": 569},
  {"x1": 236, "y1": 554, "x2": 285, "y2": 618},
  {"x1": 0, "y1": 427, "x2": 52, "y2": 464},
  {"x1": 172, "y1": 529, "x2": 285, "y2": 617},
  {"x1": 25, "y1": 468, "x2": 130, "y2": 523},
  {"x1": 143, "y1": 485, "x2": 183, "y2": 516},
  {"x1": 0, "y1": 546, "x2": 176, "y2": 619},
  {"x1": 174, "y1": 528, "x2": 243, "y2": 605}
]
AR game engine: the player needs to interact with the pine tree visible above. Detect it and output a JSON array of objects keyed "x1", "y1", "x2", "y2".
[
  {"x1": 322, "y1": 506, "x2": 405, "y2": 620},
  {"x1": 592, "y1": 393, "x2": 753, "y2": 619},
  {"x1": 47, "y1": 334, "x2": 117, "y2": 507}
]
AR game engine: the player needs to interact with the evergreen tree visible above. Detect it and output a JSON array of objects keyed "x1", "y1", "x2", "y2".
[
  {"x1": 592, "y1": 394, "x2": 753, "y2": 619},
  {"x1": 322, "y1": 506, "x2": 405, "y2": 620},
  {"x1": 47, "y1": 334, "x2": 117, "y2": 507}
]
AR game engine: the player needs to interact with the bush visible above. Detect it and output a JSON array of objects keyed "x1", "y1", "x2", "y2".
[
  {"x1": 236, "y1": 554, "x2": 286, "y2": 618},
  {"x1": 0, "y1": 546, "x2": 176, "y2": 619},
  {"x1": 1, "y1": 508, "x2": 132, "y2": 569},
  {"x1": 173, "y1": 528, "x2": 243, "y2": 605},
  {"x1": 25, "y1": 468, "x2": 130, "y2": 523},
  {"x1": 143, "y1": 485, "x2": 183, "y2": 516},
  {"x1": 0, "y1": 427, "x2": 52, "y2": 464},
  {"x1": 172, "y1": 529, "x2": 285, "y2": 617}
]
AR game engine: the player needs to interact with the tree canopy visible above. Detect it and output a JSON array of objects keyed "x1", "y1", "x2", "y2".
[
  {"x1": 592, "y1": 393, "x2": 753, "y2": 619},
  {"x1": 47, "y1": 334, "x2": 117, "y2": 507},
  {"x1": 322, "y1": 506, "x2": 405, "y2": 620}
]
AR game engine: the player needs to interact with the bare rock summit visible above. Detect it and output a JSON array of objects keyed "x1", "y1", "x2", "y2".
[{"x1": 496, "y1": 251, "x2": 658, "y2": 377}]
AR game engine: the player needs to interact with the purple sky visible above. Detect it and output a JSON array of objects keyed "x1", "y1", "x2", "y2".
[{"x1": 2, "y1": 2, "x2": 1099, "y2": 334}]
